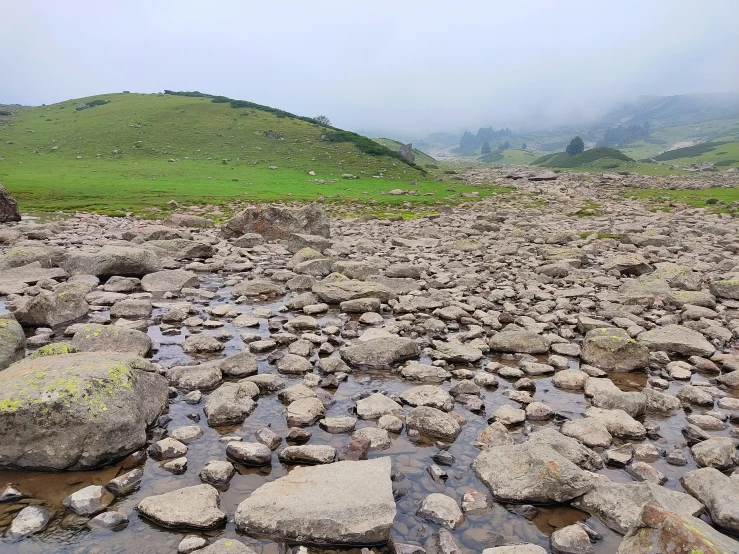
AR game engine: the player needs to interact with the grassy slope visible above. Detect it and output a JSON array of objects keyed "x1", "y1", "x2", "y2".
[
  {"x1": 0, "y1": 93, "x2": 509, "y2": 216},
  {"x1": 372, "y1": 138, "x2": 438, "y2": 166}
]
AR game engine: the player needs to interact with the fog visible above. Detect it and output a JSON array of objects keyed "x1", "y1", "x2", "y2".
[{"x1": 2, "y1": 0, "x2": 737, "y2": 137}]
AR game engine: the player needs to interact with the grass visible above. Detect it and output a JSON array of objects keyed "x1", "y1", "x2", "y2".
[
  {"x1": 533, "y1": 148, "x2": 633, "y2": 168},
  {"x1": 0, "y1": 92, "x2": 515, "y2": 216},
  {"x1": 626, "y1": 187, "x2": 739, "y2": 211},
  {"x1": 372, "y1": 138, "x2": 437, "y2": 166}
]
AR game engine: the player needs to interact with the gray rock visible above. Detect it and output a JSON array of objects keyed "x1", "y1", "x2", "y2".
[
  {"x1": 416, "y1": 493, "x2": 464, "y2": 529},
  {"x1": 313, "y1": 275, "x2": 396, "y2": 304},
  {"x1": 107, "y1": 468, "x2": 143, "y2": 496},
  {"x1": 87, "y1": 510, "x2": 128, "y2": 531},
  {"x1": 63, "y1": 246, "x2": 162, "y2": 277},
  {"x1": 6, "y1": 505, "x2": 54, "y2": 540},
  {"x1": 341, "y1": 337, "x2": 419, "y2": 368},
  {"x1": 401, "y1": 362, "x2": 451, "y2": 383},
  {"x1": 356, "y1": 392, "x2": 404, "y2": 419},
  {"x1": 72, "y1": 323, "x2": 152, "y2": 356},
  {"x1": 286, "y1": 397, "x2": 325, "y2": 426},
  {"x1": 199, "y1": 460, "x2": 236, "y2": 485},
  {"x1": 62, "y1": 485, "x2": 114, "y2": 516},
  {"x1": 580, "y1": 328, "x2": 649, "y2": 371},
  {"x1": 681, "y1": 467, "x2": 739, "y2": 534},
  {"x1": 235, "y1": 458, "x2": 394, "y2": 545},
  {"x1": 638, "y1": 324, "x2": 715, "y2": 356},
  {"x1": 136, "y1": 484, "x2": 227, "y2": 530},
  {"x1": 406, "y1": 406, "x2": 461, "y2": 441},
  {"x1": 401, "y1": 385, "x2": 454, "y2": 411},
  {"x1": 0, "y1": 183, "x2": 21, "y2": 222},
  {"x1": 223, "y1": 205, "x2": 330, "y2": 240},
  {"x1": 141, "y1": 269, "x2": 199, "y2": 292},
  {"x1": 168, "y1": 364, "x2": 222, "y2": 391},
  {"x1": 198, "y1": 539, "x2": 258, "y2": 554},
  {"x1": 691, "y1": 437, "x2": 736, "y2": 469},
  {"x1": 0, "y1": 352, "x2": 167, "y2": 470},
  {"x1": 472, "y1": 443, "x2": 594, "y2": 503},
  {"x1": 572, "y1": 481, "x2": 704, "y2": 534},
  {"x1": 278, "y1": 445, "x2": 336, "y2": 464},
  {"x1": 0, "y1": 317, "x2": 25, "y2": 370},
  {"x1": 488, "y1": 331, "x2": 550, "y2": 354},
  {"x1": 204, "y1": 382, "x2": 257, "y2": 426},
  {"x1": 527, "y1": 429, "x2": 604, "y2": 471},
  {"x1": 550, "y1": 524, "x2": 593, "y2": 554},
  {"x1": 11, "y1": 284, "x2": 90, "y2": 327},
  {"x1": 227, "y1": 442, "x2": 272, "y2": 466}
]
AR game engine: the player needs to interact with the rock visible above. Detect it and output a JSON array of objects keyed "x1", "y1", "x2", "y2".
[
  {"x1": 572, "y1": 481, "x2": 704, "y2": 534},
  {"x1": 341, "y1": 337, "x2": 419, "y2": 369},
  {"x1": 433, "y1": 341, "x2": 482, "y2": 363},
  {"x1": 223, "y1": 205, "x2": 330, "y2": 240},
  {"x1": 406, "y1": 406, "x2": 461, "y2": 441},
  {"x1": 144, "y1": 239, "x2": 214, "y2": 260},
  {"x1": 561, "y1": 418, "x2": 612, "y2": 448},
  {"x1": 278, "y1": 444, "x2": 336, "y2": 464},
  {"x1": 149, "y1": 437, "x2": 188, "y2": 459},
  {"x1": 168, "y1": 364, "x2": 222, "y2": 391},
  {"x1": 401, "y1": 362, "x2": 451, "y2": 383},
  {"x1": 286, "y1": 397, "x2": 325, "y2": 426},
  {"x1": 198, "y1": 539, "x2": 258, "y2": 554},
  {"x1": 353, "y1": 427, "x2": 391, "y2": 449},
  {"x1": 232, "y1": 279, "x2": 283, "y2": 298},
  {"x1": 638, "y1": 324, "x2": 715, "y2": 356},
  {"x1": 136, "y1": 484, "x2": 227, "y2": 530},
  {"x1": 552, "y1": 369, "x2": 588, "y2": 390},
  {"x1": 72, "y1": 324, "x2": 152, "y2": 356},
  {"x1": 426, "y1": 528, "x2": 464, "y2": 554},
  {"x1": 527, "y1": 429, "x2": 604, "y2": 471},
  {"x1": 11, "y1": 285, "x2": 89, "y2": 327},
  {"x1": 691, "y1": 437, "x2": 736, "y2": 469},
  {"x1": 710, "y1": 279, "x2": 739, "y2": 300},
  {"x1": 472, "y1": 443, "x2": 594, "y2": 503},
  {"x1": 87, "y1": 510, "x2": 128, "y2": 531},
  {"x1": 482, "y1": 547, "x2": 546, "y2": 554},
  {"x1": 584, "y1": 407, "x2": 646, "y2": 439},
  {"x1": 227, "y1": 442, "x2": 272, "y2": 466},
  {"x1": 0, "y1": 183, "x2": 21, "y2": 222},
  {"x1": 183, "y1": 334, "x2": 224, "y2": 354},
  {"x1": 616, "y1": 503, "x2": 739, "y2": 554},
  {"x1": 62, "y1": 485, "x2": 114, "y2": 516},
  {"x1": 0, "y1": 245, "x2": 64, "y2": 269},
  {"x1": 401, "y1": 385, "x2": 454, "y2": 411},
  {"x1": 493, "y1": 404, "x2": 526, "y2": 426},
  {"x1": 235, "y1": 458, "x2": 394, "y2": 545},
  {"x1": 6, "y1": 505, "x2": 54, "y2": 540},
  {"x1": 277, "y1": 353, "x2": 313, "y2": 374},
  {"x1": 178, "y1": 535, "x2": 208, "y2": 554},
  {"x1": 320, "y1": 416, "x2": 357, "y2": 433},
  {"x1": 110, "y1": 298, "x2": 152, "y2": 318},
  {"x1": 474, "y1": 421, "x2": 514, "y2": 449},
  {"x1": 0, "y1": 352, "x2": 167, "y2": 470},
  {"x1": 488, "y1": 331, "x2": 550, "y2": 354},
  {"x1": 550, "y1": 524, "x2": 593, "y2": 554},
  {"x1": 580, "y1": 328, "x2": 649, "y2": 371},
  {"x1": 165, "y1": 214, "x2": 214, "y2": 228},
  {"x1": 141, "y1": 269, "x2": 199, "y2": 292},
  {"x1": 63, "y1": 246, "x2": 162, "y2": 277},
  {"x1": 313, "y1": 275, "x2": 396, "y2": 304},
  {"x1": 681, "y1": 467, "x2": 739, "y2": 534},
  {"x1": 339, "y1": 437, "x2": 371, "y2": 461},
  {"x1": 603, "y1": 253, "x2": 652, "y2": 276},
  {"x1": 0, "y1": 317, "x2": 25, "y2": 370},
  {"x1": 627, "y1": 461, "x2": 666, "y2": 485},
  {"x1": 416, "y1": 493, "x2": 464, "y2": 529},
  {"x1": 356, "y1": 392, "x2": 404, "y2": 419},
  {"x1": 204, "y1": 382, "x2": 257, "y2": 426},
  {"x1": 107, "y1": 468, "x2": 143, "y2": 496}
]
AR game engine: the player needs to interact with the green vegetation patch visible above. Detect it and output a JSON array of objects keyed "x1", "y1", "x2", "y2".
[
  {"x1": 535, "y1": 148, "x2": 633, "y2": 168},
  {"x1": 652, "y1": 141, "x2": 728, "y2": 161}
]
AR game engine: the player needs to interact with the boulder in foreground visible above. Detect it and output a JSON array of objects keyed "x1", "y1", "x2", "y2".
[
  {"x1": 235, "y1": 457, "x2": 395, "y2": 545},
  {"x1": 0, "y1": 183, "x2": 21, "y2": 222},
  {"x1": 136, "y1": 484, "x2": 226, "y2": 530},
  {"x1": 0, "y1": 352, "x2": 167, "y2": 471}
]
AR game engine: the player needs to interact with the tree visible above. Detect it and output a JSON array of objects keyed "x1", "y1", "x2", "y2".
[
  {"x1": 566, "y1": 136, "x2": 584, "y2": 156},
  {"x1": 481, "y1": 142, "x2": 491, "y2": 154},
  {"x1": 314, "y1": 115, "x2": 331, "y2": 126},
  {"x1": 521, "y1": 143, "x2": 527, "y2": 150}
]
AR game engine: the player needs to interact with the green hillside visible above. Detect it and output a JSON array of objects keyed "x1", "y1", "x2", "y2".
[
  {"x1": 0, "y1": 92, "x2": 505, "y2": 216},
  {"x1": 372, "y1": 138, "x2": 438, "y2": 166},
  {"x1": 534, "y1": 147, "x2": 633, "y2": 168}
]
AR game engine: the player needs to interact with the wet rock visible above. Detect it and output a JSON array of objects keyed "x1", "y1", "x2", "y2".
[
  {"x1": 488, "y1": 331, "x2": 550, "y2": 354},
  {"x1": 341, "y1": 337, "x2": 420, "y2": 369},
  {"x1": 149, "y1": 437, "x2": 188, "y2": 460},
  {"x1": 235, "y1": 458, "x2": 394, "y2": 545},
  {"x1": 62, "y1": 485, "x2": 114, "y2": 516},
  {"x1": 87, "y1": 510, "x2": 128, "y2": 531},
  {"x1": 616, "y1": 503, "x2": 739, "y2": 554},
  {"x1": 11, "y1": 284, "x2": 90, "y2": 327},
  {"x1": 199, "y1": 539, "x2": 258, "y2": 554},
  {"x1": 691, "y1": 437, "x2": 736, "y2": 469},
  {"x1": 204, "y1": 382, "x2": 257, "y2": 426},
  {"x1": 401, "y1": 385, "x2": 454, "y2": 411},
  {"x1": 0, "y1": 317, "x2": 25, "y2": 370},
  {"x1": 286, "y1": 397, "x2": 325, "y2": 426},
  {"x1": 320, "y1": 416, "x2": 357, "y2": 433},
  {"x1": 339, "y1": 437, "x2": 371, "y2": 461},
  {"x1": 107, "y1": 468, "x2": 143, "y2": 496},
  {"x1": 572, "y1": 481, "x2": 703, "y2": 534},
  {"x1": 482, "y1": 545, "x2": 546, "y2": 554},
  {"x1": 141, "y1": 269, "x2": 199, "y2": 292},
  {"x1": 278, "y1": 445, "x2": 336, "y2": 464},
  {"x1": 406, "y1": 406, "x2": 461, "y2": 441},
  {"x1": 136, "y1": 484, "x2": 227, "y2": 530},
  {"x1": 561, "y1": 418, "x2": 612, "y2": 448},
  {"x1": 401, "y1": 362, "x2": 452, "y2": 383},
  {"x1": 550, "y1": 524, "x2": 593, "y2": 554},
  {"x1": 527, "y1": 429, "x2": 603, "y2": 471},
  {"x1": 0, "y1": 352, "x2": 167, "y2": 471},
  {"x1": 63, "y1": 246, "x2": 162, "y2": 277},
  {"x1": 580, "y1": 328, "x2": 649, "y2": 371},
  {"x1": 199, "y1": 460, "x2": 236, "y2": 485},
  {"x1": 472, "y1": 443, "x2": 594, "y2": 503},
  {"x1": 416, "y1": 493, "x2": 464, "y2": 529},
  {"x1": 357, "y1": 392, "x2": 404, "y2": 419},
  {"x1": 6, "y1": 505, "x2": 54, "y2": 541},
  {"x1": 425, "y1": 528, "x2": 463, "y2": 554},
  {"x1": 232, "y1": 279, "x2": 284, "y2": 298}
]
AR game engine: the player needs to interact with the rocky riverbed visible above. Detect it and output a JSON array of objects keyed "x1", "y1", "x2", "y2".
[{"x1": 1, "y1": 177, "x2": 739, "y2": 554}]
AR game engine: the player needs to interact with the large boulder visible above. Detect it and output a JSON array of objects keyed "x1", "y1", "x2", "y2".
[
  {"x1": 472, "y1": 443, "x2": 594, "y2": 503},
  {"x1": 0, "y1": 183, "x2": 21, "y2": 222},
  {"x1": 616, "y1": 503, "x2": 739, "y2": 554},
  {"x1": 222, "y1": 205, "x2": 330, "y2": 240},
  {"x1": 681, "y1": 467, "x2": 739, "y2": 534},
  {"x1": 572, "y1": 481, "x2": 703, "y2": 535},
  {"x1": 136, "y1": 484, "x2": 226, "y2": 530},
  {"x1": 0, "y1": 352, "x2": 167, "y2": 470},
  {"x1": 0, "y1": 245, "x2": 64, "y2": 269},
  {"x1": 141, "y1": 269, "x2": 199, "y2": 292},
  {"x1": 313, "y1": 274, "x2": 396, "y2": 304},
  {"x1": 341, "y1": 337, "x2": 419, "y2": 369},
  {"x1": 71, "y1": 324, "x2": 152, "y2": 357},
  {"x1": 488, "y1": 331, "x2": 550, "y2": 354},
  {"x1": 11, "y1": 282, "x2": 90, "y2": 327},
  {"x1": 406, "y1": 406, "x2": 461, "y2": 441},
  {"x1": 235, "y1": 458, "x2": 395, "y2": 545},
  {"x1": 0, "y1": 317, "x2": 26, "y2": 370},
  {"x1": 638, "y1": 324, "x2": 714, "y2": 357},
  {"x1": 63, "y1": 246, "x2": 163, "y2": 277},
  {"x1": 580, "y1": 328, "x2": 649, "y2": 371}
]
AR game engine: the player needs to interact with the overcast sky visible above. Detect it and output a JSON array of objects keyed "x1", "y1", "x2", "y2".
[{"x1": 2, "y1": 0, "x2": 738, "y2": 137}]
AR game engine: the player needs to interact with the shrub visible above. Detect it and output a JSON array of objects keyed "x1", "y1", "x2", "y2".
[
  {"x1": 566, "y1": 137, "x2": 584, "y2": 156},
  {"x1": 0, "y1": 110, "x2": 10, "y2": 116}
]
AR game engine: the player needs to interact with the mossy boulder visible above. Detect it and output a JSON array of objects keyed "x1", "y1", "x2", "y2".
[
  {"x1": 580, "y1": 328, "x2": 649, "y2": 372},
  {"x1": 71, "y1": 324, "x2": 152, "y2": 357},
  {"x1": 0, "y1": 245, "x2": 64, "y2": 269},
  {"x1": 28, "y1": 342, "x2": 79, "y2": 359},
  {"x1": 0, "y1": 317, "x2": 26, "y2": 370},
  {"x1": 0, "y1": 352, "x2": 167, "y2": 471},
  {"x1": 11, "y1": 282, "x2": 90, "y2": 327}
]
